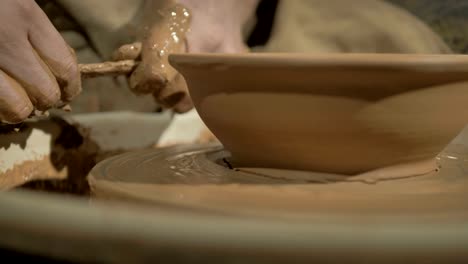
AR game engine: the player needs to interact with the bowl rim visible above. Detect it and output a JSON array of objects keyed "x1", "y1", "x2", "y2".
[{"x1": 169, "y1": 52, "x2": 468, "y2": 71}]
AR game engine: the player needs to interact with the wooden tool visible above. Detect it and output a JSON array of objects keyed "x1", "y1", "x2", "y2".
[{"x1": 78, "y1": 60, "x2": 138, "y2": 78}]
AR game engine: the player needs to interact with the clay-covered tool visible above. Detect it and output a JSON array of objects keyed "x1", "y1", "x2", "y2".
[{"x1": 78, "y1": 60, "x2": 139, "y2": 78}]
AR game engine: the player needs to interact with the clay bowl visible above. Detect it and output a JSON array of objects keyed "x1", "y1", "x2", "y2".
[{"x1": 168, "y1": 53, "x2": 468, "y2": 175}]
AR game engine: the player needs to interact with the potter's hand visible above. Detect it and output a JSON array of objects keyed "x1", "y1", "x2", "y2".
[
  {"x1": 113, "y1": 0, "x2": 258, "y2": 113},
  {"x1": 0, "y1": 0, "x2": 81, "y2": 124}
]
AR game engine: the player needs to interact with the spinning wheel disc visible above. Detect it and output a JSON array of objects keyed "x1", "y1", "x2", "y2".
[{"x1": 88, "y1": 142, "x2": 468, "y2": 222}]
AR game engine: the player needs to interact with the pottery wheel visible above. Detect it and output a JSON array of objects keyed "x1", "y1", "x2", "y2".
[{"x1": 88, "y1": 142, "x2": 468, "y2": 222}]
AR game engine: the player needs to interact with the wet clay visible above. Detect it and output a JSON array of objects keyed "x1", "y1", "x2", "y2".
[
  {"x1": 169, "y1": 53, "x2": 468, "y2": 175},
  {"x1": 129, "y1": 2, "x2": 191, "y2": 95},
  {"x1": 0, "y1": 156, "x2": 67, "y2": 191},
  {"x1": 0, "y1": 116, "x2": 97, "y2": 192},
  {"x1": 88, "y1": 143, "x2": 468, "y2": 221}
]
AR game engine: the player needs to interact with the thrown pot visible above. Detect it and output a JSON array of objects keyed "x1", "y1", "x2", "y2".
[{"x1": 169, "y1": 53, "x2": 468, "y2": 175}]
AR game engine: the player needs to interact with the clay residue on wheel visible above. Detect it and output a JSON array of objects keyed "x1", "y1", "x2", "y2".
[
  {"x1": 1, "y1": 116, "x2": 99, "y2": 195},
  {"x1": 0, "y1": 156, "x2": 67, "y2": 191}
]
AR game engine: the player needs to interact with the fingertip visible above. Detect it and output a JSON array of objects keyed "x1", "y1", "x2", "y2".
[
  {"x1": 28, "y1": 17, "x2": 81, "y2": 103},
  {"x1": 59, "y1": 59, "x2": 82, "y2": 102},
  {"x1": 155, "y1": 90, "x2": 193, "y2": 113},
  {"x1": 4, "y1": 103, "x2": 34, "y2": 124},
  {"x1": 34, "y1": 85, "x2": 61, "y2": 111},
  {"x1": 161, "y1": 91, "x2": 186, "y2": 107},
  {"x1": 0, "y1": 75, "x2": 34, "y2": 124},
  {"x1": 173, "y1": 94, "x2": 194, "y2": 113},
  {"x1": 129, "y1": 66, "x2": 167, "y2": 94},
  {"x1": 28, "y1": 52, "x2": 62, "y2": 110},
  {"x1": 40, "y1": 45, "x2": 81, "y2": 103}
]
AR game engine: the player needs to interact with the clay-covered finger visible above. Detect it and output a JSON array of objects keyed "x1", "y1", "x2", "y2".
[
  {"x1": 28, "y1": 1, "x2": 81, "y2": 103},
  {"x1": 154, "y1": 73, "x2": 193, "y2": 113},
  {"x1": 129, "y1": 63, "x2": 168, "y2": 95},
  {"x1": 112, "y1": 42, "x2": 142, "y2": 61},
  {"x1": 0, "y1": 44, "x2": 61, "y2": 111},
  {"x1": 172, "y1": 92, "x2": 194, "y2": 113},
  {"x1": 0, "y1": 70, "x2": 33, "y2": 124},
  {"x1": 130, "y1": 3, "x2": 189, "y2": 95}
]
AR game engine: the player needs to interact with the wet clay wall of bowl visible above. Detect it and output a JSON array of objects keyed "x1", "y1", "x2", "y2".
[{"x1": 170, "y1": 53, "x2": 468, "y2": 174}]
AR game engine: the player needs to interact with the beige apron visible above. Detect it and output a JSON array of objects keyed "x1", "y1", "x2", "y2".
[{"x1": 263, "y1": 0, "x2": 451, "y2": 54}]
